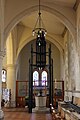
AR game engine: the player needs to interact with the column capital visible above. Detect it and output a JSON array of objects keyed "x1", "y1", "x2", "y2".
[{"x1": 7, "y1": 64, "x2": 16, "y2": 69}]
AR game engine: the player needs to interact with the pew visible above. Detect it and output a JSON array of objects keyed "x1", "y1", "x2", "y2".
[
  {"x1": 58, "y1": 96, "x2": 80, "y2": 120},
  {"x1": 50, "y1": 104, "x2": 65, "y2": 120}
]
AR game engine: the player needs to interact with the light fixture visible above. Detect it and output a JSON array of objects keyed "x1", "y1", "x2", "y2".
[{"x1": 32, "y1": 0, "x2": 47, "y2": 37}]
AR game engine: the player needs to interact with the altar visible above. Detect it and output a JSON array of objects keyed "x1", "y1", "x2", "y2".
[{"x1": 32, "y1": 96, "x2": 49, "y2": 112}]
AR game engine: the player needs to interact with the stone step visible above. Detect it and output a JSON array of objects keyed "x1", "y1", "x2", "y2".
[{"x1": 32, "y1": 107, "x2": 50, "y2": 113}]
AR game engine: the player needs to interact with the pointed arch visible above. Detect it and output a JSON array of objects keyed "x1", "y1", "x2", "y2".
[{"x1": 4, "y1": 5, "x2": 76, "y2": 43}]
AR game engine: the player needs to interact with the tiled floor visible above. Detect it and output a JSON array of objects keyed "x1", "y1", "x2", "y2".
[{"x1": 3, "y1": 108, "x2": 52, "y2": 120}]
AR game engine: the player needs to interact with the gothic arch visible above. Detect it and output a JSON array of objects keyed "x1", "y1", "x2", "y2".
[
  {"x1": 4, "y1": 5, "x2": 76, "y2": 42},
  {"x1": 16, "y1": 35, "x2": 64, "y2": 60}
]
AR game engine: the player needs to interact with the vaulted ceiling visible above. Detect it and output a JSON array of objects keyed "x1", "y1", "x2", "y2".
[
  {"x1": 21, "y1": 11, "x2": 65, "y2": 35},
  {"x1": 20, "y1": 0, "x2": 76, "y2": 36},
  {"x1": 4, "y1": 0, "x2": 77, "y2": 38}
]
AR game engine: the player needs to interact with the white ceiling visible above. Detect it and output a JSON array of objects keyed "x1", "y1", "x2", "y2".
[{"x1": 21, "y1": 0, "x2": 76, "y2": 36}]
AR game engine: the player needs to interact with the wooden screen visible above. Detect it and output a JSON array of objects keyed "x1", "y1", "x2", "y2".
[
  {"x1": 53, "y1": 80, "x2": 64, "y2": 108},
  {"x1": 16, "y1": 81, "x2": 28, "y2": 107}
]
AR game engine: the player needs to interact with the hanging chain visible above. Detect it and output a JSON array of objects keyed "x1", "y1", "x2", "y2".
[{"x1": 39, "y1": 0, "x2": 41, "y2": 28}]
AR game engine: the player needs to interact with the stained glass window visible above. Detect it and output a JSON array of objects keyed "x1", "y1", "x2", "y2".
[
  {"x1": 2, "y1": 69, "x2": 6, "y2": 82},
  {"x1": 33, "y1": 71, "x2": 39, "y2": 86},
  {"x1": 41, "y1": 71, "x2": 47, "y2": 86}
]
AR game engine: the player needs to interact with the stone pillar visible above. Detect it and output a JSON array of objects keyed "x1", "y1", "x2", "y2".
[
  {"x1": 6, "y1": 34, "x2": 16, "y2": 107},
  {"x1": 60, "y1": 51, "x2": 65, "y2": 80},
  {"x1": 64, "y1": 32, "x2": 80, "y2": 101},
  {"x1": 64, "y1": 41, "x2": 69, "y2": 101},
  {"x1": 6, "y1": 64, "x2": 16, "y2": 107},
  {"x1": 0, "y1": 52, "x2": 4, "y2": 119},
  {"x1": 68, "y1": 33, "x2": 79, "y2": 98}
]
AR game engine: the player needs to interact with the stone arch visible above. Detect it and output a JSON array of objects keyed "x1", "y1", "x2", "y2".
[
  {"x1": 16, "y1": 35, "x2": 64, "y2": 61},
  {"x1": 4, "y1": 5, "x2": 76, "y2": 42}
]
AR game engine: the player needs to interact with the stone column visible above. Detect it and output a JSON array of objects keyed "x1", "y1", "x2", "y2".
[
  {"x1": 64, "y1": 41, "x2": 69, "y2": 101},
  {"x1": 0, "y1": 52, "x2": 4, "y2": 119},
  {"x1": 60, "y1": 51, "x2": 65, "y2": 80},
  {"x1": 64, "y1": 31, "x2": 80, "y2": 101},
  {"x1": 68, "y1": 33, "x2": 79, "y2": 98},
  {"x1": 7, "y1": 64, "x2": 16, "y2": 107},
  {"x1": 6, "y1": 34, "x2": 16, "y2": 107}
]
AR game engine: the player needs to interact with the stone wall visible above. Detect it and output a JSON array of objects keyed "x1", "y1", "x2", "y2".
[{"x1": 64, "y1": 30, "x2": 80, "y2": 101}]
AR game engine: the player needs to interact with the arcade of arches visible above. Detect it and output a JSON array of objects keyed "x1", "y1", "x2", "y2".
[{"x1": 0, "y1": 0, "x2": 80, "y2": 119}]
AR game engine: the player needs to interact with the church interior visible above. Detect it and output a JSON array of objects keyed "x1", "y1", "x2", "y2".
[{"x1": 0, "y1": 0, "x2": 80, "y2": 120}]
